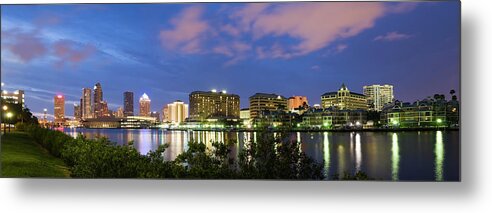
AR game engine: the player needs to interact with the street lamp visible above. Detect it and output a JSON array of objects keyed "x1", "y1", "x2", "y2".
[{"x1": 6, "y1": 112, "x2": 13, "y2": 133}]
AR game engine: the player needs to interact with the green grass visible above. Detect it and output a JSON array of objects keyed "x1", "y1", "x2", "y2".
[{"x1": 1, "y1": 131, "x2": 70, "y2": 178}]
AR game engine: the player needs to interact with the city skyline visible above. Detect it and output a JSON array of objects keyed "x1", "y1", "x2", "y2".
[{"x1": 1, "y1": 2, "x2": 460, "y2": 118}]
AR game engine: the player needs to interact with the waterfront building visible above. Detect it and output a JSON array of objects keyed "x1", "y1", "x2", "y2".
[
  {"x1": 123, "y1": 91, "x2": 134, "y2": 116},
  {"x1": 287, "y1": 96, "x2": 308, "y2": 111},
  {"x1": 116, "y1": 107, "x2": 124, "y2": 118},
  {"x1": 82, "y1": 88, "x2": 92, "y2": 119},
  {"x1": 249, "y1": 93, "x2": 287, "y2": 119},
  {"x1": 166, "y1": 100, "x2": 188, "y2": 124},
  {"x1": 100, "y1": 101, "x2": 109, "y2": 117},
  {"x1": 381, "y1": 98, "x2": 452, "y2": 128},
  {"x1": 240, "y1": 108, "x2": 251, "y2": 128},
  {"x1": 93, "y1": 83, "x2": 103, "y2": 118},
  {"x1": 363, "y1": 84, "x2": 394, "y2": 111},
  {"x1": 82, "y1": 117, "x2": 123, "y2": 128},
  {"x1": 1, "y1": 89, "x2": 25, "y2": 108},
  {"x1": 188, "y1": 90, "x2": 240, "y2": 121},
  {"x1": 120, "y1": 116, "x2": 157, "y2": 128},
  {"x1": 301, "y1": 108, "x2": 367, "y2": 129},
  {"x1": 74, "y1": 103, "x2": 81, "y2": 121},
  {"x1": 150, "y1": 111, "x2": 160, "y2": 123},
  {"x1": 254, "y1": 109, "x2": 301, "y2": 128},
  {"x1": 54, "y1": 95, "x2": 65, "y2": 125},
  {"x1": 321, "y1": 84, "x2": 368, "y2": 110},
  {"x1": 139, "y1": 93, "x2": 151, "y2": 117},
  {"x1": 161, "y1": 105, "x2": 169, "y2": 122}
]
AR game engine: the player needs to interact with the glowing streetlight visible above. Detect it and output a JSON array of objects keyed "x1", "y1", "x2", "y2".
[
  {"x1": 296, "y1": 123, "x2": 301, "y2": 128},
  {"x1": 323, "y1": 123, "x2": 329, "y2": 127},
  {"x1": 2, "y1": 105, "x2": 7, "y2": 111},
  {"x1": 6, "y1": 112, "x2": 13, "y2": 118},
  {"x1": 436, "y1": 119, "x2": 442, "y2": 123},
  {"x1": 211, "y1": 89, "x2": 217, "y2": 93}
]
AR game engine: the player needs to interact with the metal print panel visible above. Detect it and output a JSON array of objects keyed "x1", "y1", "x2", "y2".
[{"x1": 0, "y1": 1, "x2": 460, "y2": 181}]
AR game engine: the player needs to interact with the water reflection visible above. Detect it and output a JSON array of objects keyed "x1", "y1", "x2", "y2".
[
  {"x1": 355, "y1": 133, "x2": 361, "y2": 171},
  {"x1": 323, "y1": 132, "x2": 330, "y2": 178},
  {"x1": 391, "y1": 133, "x2": 400, "y2": 181},
  {"x1": 63, "y1": 129, "x2": 459, "y2": 181},
  {"x1": 435, "y1": 131, "x2": 444, "y2": 181}
]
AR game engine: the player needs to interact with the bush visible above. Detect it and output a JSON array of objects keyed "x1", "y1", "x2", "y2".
[{"x1": 23, "y1": 124, "x2": 325, "y2": 179}]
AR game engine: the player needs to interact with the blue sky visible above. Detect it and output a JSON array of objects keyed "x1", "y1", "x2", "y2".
[{"x1": 0, "y1": 2, "x2": 460, "y2": 119}]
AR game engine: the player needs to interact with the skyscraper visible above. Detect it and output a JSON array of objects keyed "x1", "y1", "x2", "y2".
[
  {"x1": 82, "y1": 88, "x2": 92, "y2": 119},
  {"x1": 139, "y1": 93, "x2": 151, "y2": 117},
  {"x1": 166, "y1": 100, "x2": 189, "y2": 124},
  {"x1": 363, "y1": 84, "x2": 394, "y2": 111},
  {"x1": 123, "y1": 91, "x2": 134, "y2": 116},
  {"x1": 189, "y1": 90, "x2": 240, "y2": 121},
  {"x1": 93, "y1": 82, "x2": 103, "y2": 118},
  {"x1": 161, "y1": 105, "x2": 169, "y2": 122},
  {"x1": 54, "y1": 95, "x2": 65, "y2": 125},
  {"x1": 74, "y1": 103, "x2": 81, "y2": 121}
]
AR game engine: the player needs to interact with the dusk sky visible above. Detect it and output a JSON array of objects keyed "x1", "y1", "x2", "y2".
[{"x1": 1, "y1": 2, "x2": 460, "y2": 119}]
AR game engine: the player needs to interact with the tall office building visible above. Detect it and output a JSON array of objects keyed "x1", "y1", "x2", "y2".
[
  {"x1": 363, "y1": 84, "x2": 394, "y2": 111},
  {"x1": 189, "y1": 90, "x2": 240, "y2": 121},
  {"x1": 100, "y1": 101, "x2": 109, "y2": 117},
  {"x1": 74, "y1": 103, "x2": 81, "y2": 121},
  {"x1": 1, "y1": 89, "x2": 25, "y2": 108},
  {"x1": 139, "y1": 93, "x2": 151, "y2": 117},
  {"x1": 287, "y1": 96, "x2": 309, "y2": 111},
  {"x1": 166, "y1": 100, "x2": 189, "y2": 124},
  {"x1": 116, "y1": 107, "x2": 124, "y2": 118},
  {"x1": 54, "y1": 95, "x2": 65, "y2": 125},
  {"x1": 321, "y1": 84, "x2": 368, "y2": 110},
  {"x1": 123, "y1": 91, "x2": 134, "y2": 116},
  {"x1": 249, "y1": 93, "x2": 287, "y2": 118},
  {"x1": 82, "y1": 88, "x2": 92, "y2": 119},
  {"x1": 93, "y1": 83, "x2": 103, "y2": 118}
]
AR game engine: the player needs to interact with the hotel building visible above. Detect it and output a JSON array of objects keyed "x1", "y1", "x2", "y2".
[
  {"x1": 166, "y1": 100, "x2": 189, "y2": 124},
  {"x1": 188, "y1": 90, "x2": 240, "y2": 121},
  {"x1": 321, "y1": 84, "x2": 368, "y2": 110}
]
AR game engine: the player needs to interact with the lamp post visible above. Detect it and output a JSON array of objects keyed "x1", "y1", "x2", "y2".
[
  {"x1": 2, "y1": 105, "x2": 7, "y2": 134},
  {"x1": 6, "y1": 112, "x2": 13, "y2": 132}
]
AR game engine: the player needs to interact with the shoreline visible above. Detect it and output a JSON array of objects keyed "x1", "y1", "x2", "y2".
[{"x1": 65, "y1": 127, "x2": 459, "y2": 133}]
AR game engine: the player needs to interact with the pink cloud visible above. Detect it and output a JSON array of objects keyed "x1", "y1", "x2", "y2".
[
  {"x1": 374, "y1": 31, "x2": 413, "y2": 41},
  {"x1": 221, "y1": 24, "x2": 241, "y2": 37},
  {"x1": 53, "y1": 40, "x2": 96, "y2": 67},
  {"x1": 159, "y1": 6, "x2": 209, "y2": 54},
  {"x1": 336, "y1": 44, "x2": 348, "y2": 52},
  {"x1": 2, "y1": 29, "x2": 47, "y2": 63}
]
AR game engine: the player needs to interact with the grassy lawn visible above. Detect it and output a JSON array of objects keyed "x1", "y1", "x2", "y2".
[{"x1": 1, "y1": 131, "x2": 70, "y2": 178}]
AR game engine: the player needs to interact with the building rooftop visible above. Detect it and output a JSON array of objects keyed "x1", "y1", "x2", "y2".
[{"x1": 249, "y1": 93, "x2": 286, "y2": 100}]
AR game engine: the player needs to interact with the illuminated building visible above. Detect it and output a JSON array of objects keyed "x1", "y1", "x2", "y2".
[
  {"x1": 381, "y1": 98, "x2": 452, "y2": 127},
  {"x1": 150, "y1": 111, "x2": 160, "y2": 122},
  {"x1": 301, "y1": 108, "x2": 367, "y2": 129},
  {"x1": 83, "y1": 117, "x2": 123, "y2": 128},
  {"x1": 139, "y1": 93, "x2": 151, "y2": 117},
  {"x1": 74, "y1": 103, "x2": 81, "y2": 121},
  {"x1": 240, "y1": 108, "x2": 251, "y2": 128},
  {"x1": 321, "y1": 84, "x2": 368, "y2": 110},
  {"x1": 93, "y1": 83, "x2": 103, "y2": 118},
  {"x1": 363, "y1": 84, "x2": 394, "y2": 111},
  {"x1": 120, "y1": 116, "x2": 157, "y2": 128},
  {"x1": 166, "y1": 100, "x2": 188, "y2": 124},
  {"x1": 123, "y1": 91, "x2": 134, "y2": 116},
  {"x1": 82, "y1": 88, "x2": 92, "y2": 119},
  {"x1": 249, "y1": 93, "x2": 287, "y2": 119},
  {"x1": 100, "y1": 101, "x2": 109, "y2": 117},
  {"x1": 116, "y1": 107, "x2": 124, "y2": 118},
  {"x1": 1, "y1": 89, "x2": 25, "y2": 108},
  {"x1": 188, "y1": 90, "x2": 240, "y2": 121},
  {"x1": 54, "y1": 95, "x2": 65, "y2": 125},
  {"x1": 287, "y1": 96, "x2": 308, "y2": 111},
  {"x1": 161, "y1": 105, "x2": 169, "y2": 122}
]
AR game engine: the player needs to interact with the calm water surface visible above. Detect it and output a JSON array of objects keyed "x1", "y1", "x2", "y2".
[{"x1": 64, "y1": 129, "x2": 459, "y2": 181}]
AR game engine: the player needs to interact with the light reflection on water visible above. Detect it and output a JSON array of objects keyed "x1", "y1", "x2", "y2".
[
  {"x1": 63, "y1": 129, "x2": 459, "y2": 181},
  {"x1": 435, "y1": 131, "x2": 444, "y2": 181},
  {"x1": 391, "y1": 133, "x2": 400, "y2": 181}
]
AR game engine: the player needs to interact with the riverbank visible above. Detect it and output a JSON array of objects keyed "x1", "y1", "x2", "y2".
[{"x1": 0, "y1": 132, "x2": 70, "y2": 178}]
